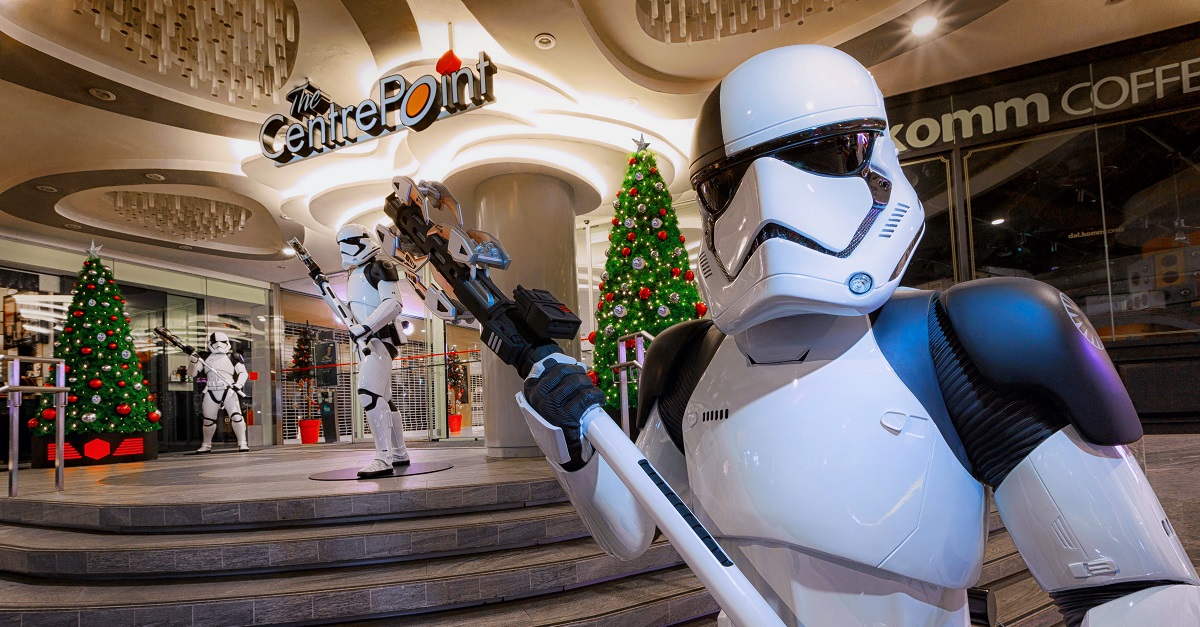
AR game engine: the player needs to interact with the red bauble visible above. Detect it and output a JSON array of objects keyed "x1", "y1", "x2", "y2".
[
  {"x1": 107, "y1": 342, "x2": 118, "y2": 350},
  {"x1": 597, "y1": 301, "x2": 604, "y2": 311},
  {"x1": 626, "y1": 339, "x2": 636, "y2": 349},
  {"x1": 685, "y1": 270, "x2": 695, "y2": 281},
  {"x1": 148, "y1": 394, "x2": 157, "y2": 402},
  {"x1": 626, "y1": 232, "x2": 636, "y2": 242},
  {"x1": 109, "y1": 315, "x2": 118, "y2": 321},
  {"x1": 115, "y1": 403, "x2": 131, "y2": 416},
  {"x1": 638, "y1": 287, "x2": 651, "y2": 299},
  {"x1": 587, "y1": 331, "x2": 597, "y2": 344},
  {"x1": 88, "y1": 379, "x2": 102, "y2": 389},
  {"x1": 72, "y1": 310, "x2": 84, "y2": 318},
  {"x1": 118, "y1": 381, "x2": 126, "y2": 387},
  {"x1": 142, "y1": 379, "x2": 149, "y2": 385},
  {"x1": 80, "y1": 347, "x2": 93, "y2": 355},
  {"x1": 628, "y1": 156, "x2": 637, "y2": 165},
  {"x1": 605, "y1": 292, "x2": 614, "y2": 302},
  {"x1": 616, "y1": 189, "x2": 624, "y2": 198},
  {"x1": 121, "y1": 364, "x2": 129, "y2": 370},
  {"x1": 696, "y1": 302, "x2": 708, "y2": 317},
  {"x1": 649, "y1": 167, "x2": 657, "y2": 174},
  {"x1": 63, "y1": 327, "x2": 72, "y2": 333},
  {"x1": 598, "y1": 282, "x2": 604, "y2": 291},
  {"x1": 106, "y1": 330, "x2": 114, "y2": 336},
  {"x1": 622, "y1": 247, "x2": 632, "y2": 257},
  {"x1": 628, "y1": 187, "x2": 639, "y2": 197},
  {"x1": 611, "y1": 217, "x2": 619, "y2": 226},
  {"x1": 659, "y1": 208, "x2": 667, "y2": 217},
  {"x1": 680, "y1": 234, "x2": 686, "y2": 243},
  {"x1": 607, "y1": 233, "x2": 612, "y2": 241},
  {"x1": 657, "y1": 230, "x2": 667, "y2": 240},
  {"x1": 41, "y1": 408, "x2": 56, "y2": 420},
  {"x1": 86, "y1": 284, "x2": 96, "y2": 290},
  {"x1": 671, "y1": 267, "x2": 681, "y2": 277},
  {"x1": 125, "y1": 317, "x2": 130, "y2": 323},
  {"x1": 67, "y1": 395, "x2": 79, "y2": 404},
  {"x1": 27, "y1": 419, "x2": 38, "y2": 429},
  {"x1": 586, "y1": 370, "x2": 599, "y2": 386},
  {"x1": 148, "y1": 411, "x2": 161, "y2": 423}
]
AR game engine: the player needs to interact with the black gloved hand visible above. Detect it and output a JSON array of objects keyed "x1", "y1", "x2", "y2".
[{"x1": 523, "y1": 361, "x2": 606, "y2": 471}]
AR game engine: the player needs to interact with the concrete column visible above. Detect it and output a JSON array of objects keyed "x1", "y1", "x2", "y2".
[{"x1": 475, "y1": 173, "x2": 579, "y2": 458}]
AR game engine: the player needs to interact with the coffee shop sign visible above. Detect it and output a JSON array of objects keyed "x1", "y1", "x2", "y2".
[
  {"x1": 891, "y1": 53, "x2": 1200, "y2": 152},
  {"x1": 260, "y1": 52, "x2": 497, "y2": 166}
]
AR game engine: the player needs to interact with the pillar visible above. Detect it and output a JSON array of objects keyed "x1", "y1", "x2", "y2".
[{"x1": 474, "y1": 173, "x2": 579, "y2": 458}]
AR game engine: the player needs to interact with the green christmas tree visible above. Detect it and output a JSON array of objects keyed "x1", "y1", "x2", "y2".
[
  {"x1": 588, "y1": 138, "x2": 705, "y2": 413},
  {"x1": 445, "y1": 347, "x2": 467, "y2": 414},
  {"x1": 35, "y1": 246, "x2": 161, "y2": 436},
  {"x1": 289, "y1": 324, "x2": 317, "y2": 419}
]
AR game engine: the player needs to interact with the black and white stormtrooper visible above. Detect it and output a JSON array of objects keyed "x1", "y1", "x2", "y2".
[
  {"x1": 336, "y1": 223, "x2": 411, "y2": 478},
  {"x1": 519, "y1": 46, "x2": 1200, "y2": 626},
  {"x1": 188, "y1": 331, "x2": 249, "y2": 452}
]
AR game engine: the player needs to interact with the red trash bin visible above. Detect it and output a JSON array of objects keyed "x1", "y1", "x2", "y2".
[
  {"x1": 448, "y1": 414, "x2": 463, "y2": 436},
  {"x1": 298, "y1": 419, "x2": 321, "y2": 444}
]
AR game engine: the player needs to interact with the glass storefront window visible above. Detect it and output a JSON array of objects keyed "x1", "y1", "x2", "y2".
[
  {"x1": 1097, "y1": 108, "x2": 1200, "y2": 343},
  {"x1": 901, "y1": 156, "x2": 956, "y2": 289}
]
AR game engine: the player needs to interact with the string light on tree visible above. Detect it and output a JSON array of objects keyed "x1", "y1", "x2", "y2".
[{"x1": 587, "y1": 136, "x2": 706, "y2": 413}]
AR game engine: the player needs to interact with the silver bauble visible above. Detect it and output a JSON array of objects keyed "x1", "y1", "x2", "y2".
[
  {"x1": 624, "y1": 218, "x2": 635, "y2": 228},
  {"x1": 613, "y1": 305, "x2": 628, "y2": 318},
  {"x1": 87, "y1": 299, "x2": 96, "y2": 306},
  {"x1": 612, "y1": 200, "x2": 619, "y2": 209},
  {"x1": 669, "y1": 292, "x2": 681, "y2": 304},
  {"x1": 133, "y1": 383, "x2": 143, "y2": 391},
  {"x1": 635, "y1": 172, "x2": 644, "y2": 181},
  {"x1": 96, "y1": 333, "x2": 106, "y2": 341},
  {"x1": 83, "y1": 323, "x2": 92, "y2": 328},
  {"x1": 121, "y1": 350, "x2": 131, "y2": 359},
  {"x1": 604, "y1": 324, "x2": 615, "y2": 336},
  {"x1": 654, "y1": 182, "x2": 664, "y2": 191},
  {"x1": 91, "y1": 395, "x2": 101, "y2": 404},
  {"x1": 651, "y1": 250, "x2": 660, "y2": 259},
  {"x1": 102, "y1": 365, "x2": 112, "y2": 372},
  {"x1": 98, "y1": 277, "x2": 106, "y2": 284},
  {"x1": 632, "y1": 257, "x2": 646, "y2": 270},
  {"x1": 68, "y1": 377, "x2": 77, "y2": 383},
  {"x1": 81, "y1": 412, "x2": 97, "y2": 423},
  {"x1": 651, "y1": 218, "x2": 662, "y2": 228},
  {"x1": 637, "y1": 203, "x2": 647, "y2": 213},
  {"x1": 657, "y1": 306, "x2": 670, "y2": 317},
  {"x1": 601, "y1": 272, "x2": 610, "y2": 281}
]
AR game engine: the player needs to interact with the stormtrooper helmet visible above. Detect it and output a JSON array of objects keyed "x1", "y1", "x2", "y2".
[
  {"x1": 336, "y1": 223, "x2": 382, "y2": 269},
  {"x1": 689, "y1": 45, "x2": 923, "y2": 335},
  {"x1": 208, "y1": 332, "x2": 231, "y2": 354}
]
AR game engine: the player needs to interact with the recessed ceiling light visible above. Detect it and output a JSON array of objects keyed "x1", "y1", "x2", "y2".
[
  {"x1": 64, "y1": 224, "x2": 82, "y2": 230},
  {"x1": 144, "y1": 173, "x2": 166, "y2": 181},
  {"x1": 534, "y1": 33, "x2": 556, "y2": 50},
  {"x1": 179, "y1": 244, "x2": 193, "y2": 250},
  {"x1": 280, "y1": 214, "x2": 293, "y2": 220},
  {"x1": 36, "y1": 185, "x2": 58, "y2": 193},
  {"x1": 621, "y1": 97, "x2": 639, "y2": 108},
  {"x1": 912, "y1": 15, "x2": 938, "y2": 36},
  {"x1": 991, "y1": 218, "x2": 1005, "y2": 225},
  {"x1": 88, "y1": 87, "x2": 117, "y2": 101}
]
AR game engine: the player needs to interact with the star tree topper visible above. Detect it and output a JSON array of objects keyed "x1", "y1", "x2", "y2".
[
  {"x1": 632, "y1": 133, "x2": 651, "y2": 153},
  {"x1": 87, "y1": 240, "x2": 104, "y2": 257}
]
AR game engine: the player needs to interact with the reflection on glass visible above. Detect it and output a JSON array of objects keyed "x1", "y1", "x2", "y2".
[
  {"x1": 1098, "y1": 109, "x2": 1200, "y2": 343},
  {"x1": 967, "y1": 129, "x2": 1113, "y2": 333},
  {"x1": 901, "y1": 156, "x2": 956, "y2": 289}
]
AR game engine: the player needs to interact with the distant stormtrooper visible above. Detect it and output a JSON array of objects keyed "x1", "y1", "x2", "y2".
[
  {"x1": 188, "y1": 331, "x2": 249, "y2": 452},
  {"x1": 520, "y1": 45, "x2": 1200, "y2": 626},
  {"x1": 337, "y1": 223, "x2": 411, "y2": 478}
]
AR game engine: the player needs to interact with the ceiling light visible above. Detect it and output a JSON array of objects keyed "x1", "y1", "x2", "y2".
[
  {"x1": 991, "y1": 218, "x2": 1005, "y2": 225},
  {"x1": 87, "y1": 87, "x2": 117, "y2": 101},
  {"x1": 64, "y1": 224, "x2": 82, "y2": 230},
  {"x1": 114, "y1": 191, "x2": 249, "y2": 241},
  {"x1": 282, "y1": 247, "x2": 295, "y2": 256},
  {"x1": 534, "y1": 33, "x2": 556, "y2": 50},
  {"x1": 179, "y1": 245, "x2": 193, "y2": 250},
  {"x1": 144, "y1": 173, "x2": 166, "y2": 181},
  {"x1": 912, "y1": 16, "x2": 939, "y2": 36},
  {"x1": 36, "y1": 185, "x2": 58, "y2": 193},
  {"x1": 621, "y1": 97, "x2": 639, "y2": 108},
  {"x1": 280, "y1": 214, "x2": 293, "y2": 220}
]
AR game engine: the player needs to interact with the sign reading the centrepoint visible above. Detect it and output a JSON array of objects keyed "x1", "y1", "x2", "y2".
[{"x1": 260, "y1": 52, "x2": 497, "y2": 166}]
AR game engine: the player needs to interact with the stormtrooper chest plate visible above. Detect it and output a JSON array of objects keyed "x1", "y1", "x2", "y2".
[
  {"x1": 683, "y1": 317, "x2": 986, "y2": 588},
  {"x1": 346, "y1": 266, "x2": 381, "y2": 320},
  {"x1": 203, "y1": 354, "x2": 236, "y2": 388}
]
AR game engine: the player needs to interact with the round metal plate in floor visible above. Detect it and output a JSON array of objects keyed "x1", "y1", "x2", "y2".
[{"x1": 308, "y1": 461, "x2": 454, "y2": 481}]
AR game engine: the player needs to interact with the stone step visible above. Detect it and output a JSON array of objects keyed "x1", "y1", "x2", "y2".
[
  {"x1": 0, "y1": 502, "x2": 588, "y2": 579},
  {"x1": 375, "y1": 565, "x2": 717, "y2": 626},
  {"x1": 0, "y1": 537, "x2": 683, "y2": 625},
  {"x1": 0, "y1": 476, "x2": 567, "y2": 533},
  {"x1": 990, "y1": 572, "x2": 1063, "y2": 627},
  {"x1": 979, "y1": 528, "x2": 1026, "y2": 588}
]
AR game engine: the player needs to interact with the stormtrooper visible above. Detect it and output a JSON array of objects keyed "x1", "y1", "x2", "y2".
[
  {"x1": 188, "y1": 331, "x2": 249, "y2": 452},
  {"x1": 336, "y1": 224, "x2": 411, "y2": 478},
  {"x1": 519, "y1": 46, "x2": 1200, "y2": 626}
]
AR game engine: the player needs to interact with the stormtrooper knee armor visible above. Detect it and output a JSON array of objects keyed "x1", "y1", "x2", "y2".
[
  {"x1": 188, "y1": 332, "x2": 249, "y2": 452},
  {"x1": 337, "y1": 224, "x2": 411, "y2": 478},
  {"x1": 519, "y1": 44, "x2": 1200, "y2": 626}
]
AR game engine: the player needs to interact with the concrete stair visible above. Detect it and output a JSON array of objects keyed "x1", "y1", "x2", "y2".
[{"x1": 972, "y1": 506, "x2": 1065, "y2": 627}]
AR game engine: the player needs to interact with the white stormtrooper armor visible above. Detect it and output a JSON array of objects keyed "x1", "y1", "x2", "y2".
[
  {"x1": 188, "y1": 331, "x2": 249, "y2": 452},
  {"x1": 519, "y1": 45, "x2": 1200, "y2": 626},
  {"x1": 337, "y1": 223, "x2": 411, "y2": 477}
]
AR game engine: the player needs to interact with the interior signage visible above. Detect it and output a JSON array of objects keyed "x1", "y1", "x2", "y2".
[
  {"x1": 260, "y1": 52, "x2": 497, "y2": 166},
  {"x1": 887, "y1": 38, "x2": 1200, "y2": 154}
]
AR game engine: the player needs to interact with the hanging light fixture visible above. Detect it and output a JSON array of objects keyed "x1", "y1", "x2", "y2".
[
  {"x1": 112, "y1": 191, "x2": 250, "y2": 241},
  {"x1": 73, "y1": 0, "x2": 299, "y2": 106},
  {"x1": 637, "y1": 0, "x2": 855, "y2": 44}
]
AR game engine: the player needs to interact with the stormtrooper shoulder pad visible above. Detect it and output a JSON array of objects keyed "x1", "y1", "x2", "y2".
[
  {"x1": 365, "y1": 259, "x2": 400, "y2": 288},
  {"x1": 636, "y1": 319, "x2": 725, "y2": 452},
  {"x1": 940, "y1": 277, "x2": 1141, "y2": 446},
  {"x1": 231, "y1": 353, "x2": 245, "y2": 365}
]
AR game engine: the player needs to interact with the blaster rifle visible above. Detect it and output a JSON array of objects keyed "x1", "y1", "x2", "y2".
[
  {"x1": 286, "y1": 239, "x2": 363, "y2": 333},
  {"x1": 153, "y1": 327, "x2": 244, "y2": 397},
  {"x1": 379, "y1": 177, "x2": 784, "y2": 627}
]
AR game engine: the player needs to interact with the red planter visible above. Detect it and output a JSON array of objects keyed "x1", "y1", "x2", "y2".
[
  {"x1": 298, "y1": 419, "x2": 321, "y2": 444},
  {"x1": 448, "y1": 414, "x2": 463, "y2": 435}
]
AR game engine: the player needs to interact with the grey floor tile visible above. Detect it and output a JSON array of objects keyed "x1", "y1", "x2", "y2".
[
  {"x1": 190, "y1": 600, "x2": 252, "y2": 627},
  {"x1": 79, "y1": 608, "x2": 136, "y2": 627},
  {"x1": 132, "y1": 604, "x2": 192, "y2": 627}
]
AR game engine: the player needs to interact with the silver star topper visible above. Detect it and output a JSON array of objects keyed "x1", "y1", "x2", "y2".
[
  {"x1": 87, "y1": 240, "x2": 104, "y2": 257},
  {"x1": 632, "y1": 133, "x2": 651, "y2": 153}
]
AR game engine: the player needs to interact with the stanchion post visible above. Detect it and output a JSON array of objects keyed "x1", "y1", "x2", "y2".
[
  {"x1": 7, "y1": 358, "x2": 20, "y2": 498},
  {"x1": 54, "y1": 362, "x2": 66, "y2": 492}
]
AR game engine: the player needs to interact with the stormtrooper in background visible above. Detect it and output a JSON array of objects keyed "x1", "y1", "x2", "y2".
[
  {"x1": 188, "y1": 331, "x2": 249, "y2": 452},
  {"x1": 337, "y1": 224, "x2": 411, "y2": 478},
  {"x1": 520, "y1": 45, "x2": 1199, "y2": 626}
]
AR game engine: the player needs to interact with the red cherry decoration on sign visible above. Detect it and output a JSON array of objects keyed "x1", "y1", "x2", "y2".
[
  {"x1": 88, "y1": 379, "x2": 102, "y2": 389},
  {"x1": 148, "y1": 411, "x2": 161, "y2": 423},
  {"x1": 671, "y1": 267, "x2": 681, "y2": 277},
  {"x1": 117, "y1": 381, "x2": 126, "y2": 387},
  {"x1": 41, "y1": 408, "x2": 56, "y2": 420},
  {"x1": 435, "y1": 49, "x2": 462, "y2": 76},
  {"x1": 73, "y1": 310, "x2": 84, "y2": 317},
  {"x1": 696, "y1": 302, "x2": 708, "y2": 317},
  {"x1": 67, "y1": 395, "x2": 78, "y2": 404},
  {"x1": 657, "y1": 230, "x2": 667, "y2": 241},
  {"x1": 116, "y1": 403, "x2": 131, "y2": 416},
  {"x1": 626, "y1": 232, "x2": 636, "y2": 242},
  {"x1": 611, "y1": 217, "x2": 619, "y2": 226},
  {"x1": 80, "y1": 347, "x2": 93, "y2": 355},
  {"x1": 685, "y1": 270, "x2": 695, "y2": 281},
  {"x1": 638, "y1": 287, "x2": 651, "y2": 299},
  {"x1": 622, "y1": 247, "x2": 632, "y2": 257},
  {"x1": 587, "y1": 331, "x2": 597, "y2": 344}
]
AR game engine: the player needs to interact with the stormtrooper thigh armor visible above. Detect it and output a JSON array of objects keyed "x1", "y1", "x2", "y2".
[{"x1": 189, "y1": 332, "x2": 248, "y2": 452}]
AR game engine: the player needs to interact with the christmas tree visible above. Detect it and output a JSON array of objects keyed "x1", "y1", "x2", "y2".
[
  {"x1": 35, "y1": 245, "x2": 161, "y2": 436},
  {"x1": 289, "y1": 324, "x2": 317, "y2": 419},
  {"x1": 588, "y1": 137, "x2": 705, "y2": 413},
  {"x1": 445, "y1": 347, "x2": 467, "y2": 414}
]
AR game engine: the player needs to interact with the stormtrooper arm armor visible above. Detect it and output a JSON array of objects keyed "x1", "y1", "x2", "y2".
[
  {"x1": 187, "y1": 351, "x2": 207, "y2": 378},
  {"x1": 931, "y1": 278, "x2": 1200, "y2": 627},
  {"x1": 231, "y1": 354, "x2": 249, "y2": 393},
  {"x1": 350, "y1": 261, "x2": 404, "y2": 342}
]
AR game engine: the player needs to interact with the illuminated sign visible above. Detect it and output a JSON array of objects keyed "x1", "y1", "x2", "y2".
[{"x1": 260, "y1": 52, "x2": 497, "y2": 166}]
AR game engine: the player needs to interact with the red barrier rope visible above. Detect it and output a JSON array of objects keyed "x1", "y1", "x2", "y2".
[{"x1": 278, "y1": 348, "x2": 481, "y2": 373}]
